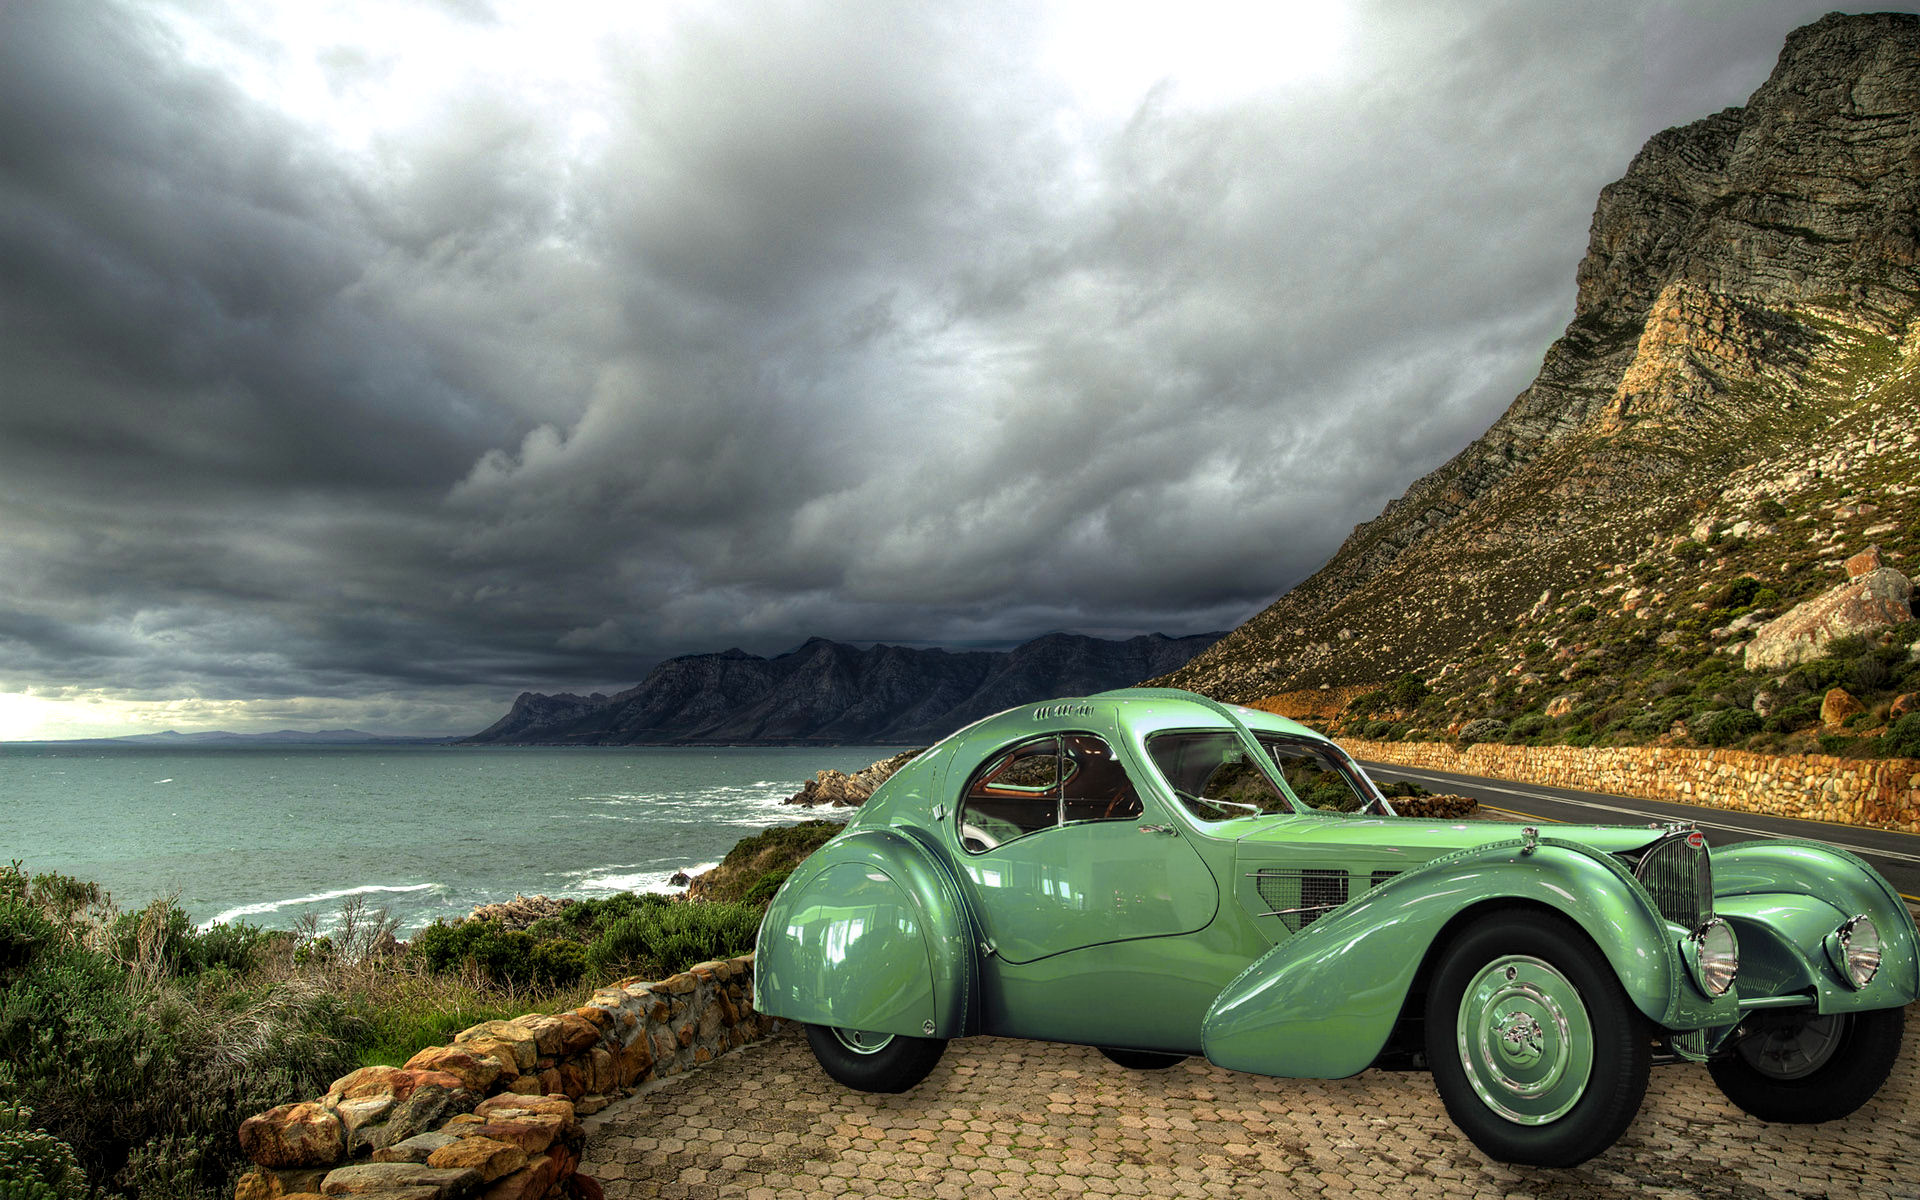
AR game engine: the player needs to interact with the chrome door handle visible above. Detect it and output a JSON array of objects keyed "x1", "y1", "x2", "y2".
[{"x1": 1138, "y1": 824, "x2": 1178, "y2": 835}]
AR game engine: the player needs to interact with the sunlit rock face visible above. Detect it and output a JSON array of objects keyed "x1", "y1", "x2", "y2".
[{"x1": 1159, "y1": 13, "x2": 1920, "y2": 704}]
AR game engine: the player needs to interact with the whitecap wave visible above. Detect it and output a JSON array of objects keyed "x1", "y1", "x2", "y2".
[
  {"x1": 570, "y1": 862, "x2": 719, "y2": 895},
  {"x1": 205, "y1": 882, "x2": 440, "y2": 928}
]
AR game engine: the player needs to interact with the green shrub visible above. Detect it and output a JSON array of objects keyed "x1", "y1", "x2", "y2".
[
  {"x1": 0, "y1": 1097, "x2": 87, "y2": 1200},
  {"x1": 1628, "y1": 711, "x2": 1667, "y2": 736},
  {"x1": 742, "y1": 871, "x2": 792, "y2": 907},
  {"x1": 1763, "y1": 695, "x2": 1824, "y2": 734},
  {"x1": 406, "y1": 919, "x2": 586, "y2": 991},
  {"x1": 586, "y1": 902, "x2": 762, "y2": 980},
  {"x1": 1885, "y1": 713, "x2": 1920, "y2": 759},
  {"x1": 1700, "y1": 708, "x2": 1763, "y2": 747},
  {"x1": 1570, "y1": 604, "x2": 1598, "y2": 623},
  {"x1": 1457, "y1": 718, "x2": 1508, "y2": 745},
  {"x1": 1508, "y1": 714, "x2": 1549, "y2": 741}
]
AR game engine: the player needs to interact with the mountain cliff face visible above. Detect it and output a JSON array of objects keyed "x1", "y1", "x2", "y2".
[
  {"x1": 465, "y1": 631, "x2": 1221, "y2": 744},
  {"x1": 1159, "y1": 13, "x2": 1920, "y2": 714}
]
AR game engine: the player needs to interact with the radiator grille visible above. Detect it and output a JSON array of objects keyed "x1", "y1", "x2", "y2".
[
  {"x1": 1253, "y1": 869, "x2": 1350, "y2": 933},
  {"x1": 1633, "y1": 831, "x2": 1712, "y2": 929},
  {"x1": 1369, "y1": 870, "x2": 1401, "y2": 889}
]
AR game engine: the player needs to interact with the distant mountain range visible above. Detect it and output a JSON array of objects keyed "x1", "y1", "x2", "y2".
[
  {"x1": 46, "y1": 729, "x2": 454, "y2": 747},
  {"x1": 463, "y1": 631, "x2": 1223, "y2": 745}
]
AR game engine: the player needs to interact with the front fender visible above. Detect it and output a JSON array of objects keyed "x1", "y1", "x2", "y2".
[
  {"x1": 1711, "y1": 839, "x2": 1920, "y2": 1011},
  {"x1": 752, "y1": 828, "x2": 977, "y2": 1038},
  {"x1": 1202, "y1": 837, "x2": 1708, "y2": 1079}
]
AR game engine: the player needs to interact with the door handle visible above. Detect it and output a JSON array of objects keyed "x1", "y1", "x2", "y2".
[{"x1": 1138, "y1": 824, "x2": 1178, "y2": 836}]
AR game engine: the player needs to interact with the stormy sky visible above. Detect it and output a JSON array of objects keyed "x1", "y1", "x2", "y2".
[{"x1": 0, "y1": 1, "x2": 1885, "y2": 738}]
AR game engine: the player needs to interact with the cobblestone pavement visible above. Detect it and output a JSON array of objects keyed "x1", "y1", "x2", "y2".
[{"x1": 582, "y1": 1003, "x2": 1919, "y2": 1200}]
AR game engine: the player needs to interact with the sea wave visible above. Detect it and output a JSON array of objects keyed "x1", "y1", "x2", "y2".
[
  {"x1": 205, "y1": 882, "x2": 441, "y2": 928},
  {"x1": 569, "y1": 862, "x2": 719, "y2": 895}
]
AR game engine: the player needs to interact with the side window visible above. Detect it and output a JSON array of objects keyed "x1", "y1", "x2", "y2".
[
  {"x1": 1263, "y1": 738, "x2": 1373, "y2": 812},
  {"x1": 960, "y1": 737, "x2": 1062, "y2": 852},
  {"x1": 1146, "y1": 731, "x2": 1292, "y2": 820},
  {"x1": 1059, "y1": 733, "x2": 1143, "y2": 823}
]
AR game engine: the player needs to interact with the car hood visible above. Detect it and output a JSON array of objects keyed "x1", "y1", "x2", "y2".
[{"x1": 1226, "y1": 815, "x2": 1669, "y2": 860}]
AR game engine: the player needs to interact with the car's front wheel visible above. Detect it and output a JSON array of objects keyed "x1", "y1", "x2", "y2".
[
  {"x1": 1425, "y1": 910, "x2": 1649, "y2": 1168},
  {"x1": 1707, "y1": 1006, "x2": 1903, "y2": 1123},
  {"x1": 804, "y1": 1023, "x2": 948, "y2": 1093}
]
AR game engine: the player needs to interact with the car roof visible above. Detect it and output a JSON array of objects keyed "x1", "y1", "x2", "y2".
[{"x1": 937, "y1": 687, "x2": 1325, "y2": 753}]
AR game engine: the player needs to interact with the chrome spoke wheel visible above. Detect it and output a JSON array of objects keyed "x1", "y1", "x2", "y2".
[
  {"x1": 1455, "y1": 953, "x2": 1594, "y2": 1125},
  {"x1": 1735, "y1": 1014, "x2": 1844, "y2": 1081},
  {"x1": 829, "y1": 1027, "x2": 897, "y2": 1056}
]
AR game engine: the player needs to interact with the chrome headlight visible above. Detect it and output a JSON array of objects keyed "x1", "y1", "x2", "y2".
[
  {"x1": 1688, "y1": 918, "x2": 1738, "y2": 997},
  {"x1": 1825, "y1": 915, "x2": 1881, "y2": 989}
]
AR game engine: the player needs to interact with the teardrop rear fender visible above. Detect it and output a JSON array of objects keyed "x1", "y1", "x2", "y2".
[{"x1": 752, "y1": 827, "x2": 977, "y2": 1038}]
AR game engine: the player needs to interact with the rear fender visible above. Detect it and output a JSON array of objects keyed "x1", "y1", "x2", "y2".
[
  {"x1": 1712, "y1": 839, "x2": 1920, "y2": 1010},
  {"x1": 1202, "y1": 837, "x2": 1695, "y2": 1079},
  {"x1": 752, "y1": 828, "x2": 977, "y2": 1038}
]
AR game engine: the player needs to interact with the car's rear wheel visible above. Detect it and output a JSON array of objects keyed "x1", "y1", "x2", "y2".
[
  {"x1": 1707, "y1": 1006, "x2": 1903, "y2": 1123},
  {"x1": 804, "y1": 1023, "x2": 948, "y2": 1093},
  {"x1": 1425, "y1": 910, "x2": 1649, "y2": 1167},
  {"x1": 1097, "y1": 1047, "x2": 1188, "y2": 1070}
]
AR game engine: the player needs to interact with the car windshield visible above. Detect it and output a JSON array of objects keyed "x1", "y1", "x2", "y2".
[
  {"x1": 1146, "y1": 729, "x2": 1392, "y2": 820},
  {"x1": 1258, "y1": 735, "x2": 1386, "y2": 814},
  {"x1": 1145, "y1": 730, "x2": 1292, "y2": 820}
]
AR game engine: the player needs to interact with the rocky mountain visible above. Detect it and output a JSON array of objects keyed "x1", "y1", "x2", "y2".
[
  {"x1": 1156, "y1": 13, "x2": 1920, "y2": 755},
  {"x1": 464, "y1": 631, "x2": 1221, "y2": 745}
]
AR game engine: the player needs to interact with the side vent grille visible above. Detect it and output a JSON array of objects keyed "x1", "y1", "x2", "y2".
[
  {"x1": 1253, "y1": 869, "x2": 1351, "y2": 933},
  {"x1": 1633, "y1": 831, "x2": 1712, "y2": 929},
  {"x1": 1369, "y1": 870, "x2": 1401, "y2": 889}
]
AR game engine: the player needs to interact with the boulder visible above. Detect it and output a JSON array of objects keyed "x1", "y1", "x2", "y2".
[
  {"x1": 1822, "y1": 688, "x2": 1866, "y2": 730},
  {"x1": 239, "y1": 1103, "x2": 346, "y2": 1170},
  {"x1": 427, "y1": 1137, "x2": 527, "y2": 1183},
  {"x1": 1892, "y1": 692, "x2": 1919, "y2": 720},
  {"x1": 403, "y1": 1048, "x2": 504, "y2": 1095},
  {"x1": 1846, "y1": 545, "x2": 1883, "y2": 578},
  {"x1": 1745, "y1": 567, "x2": 1913, "y2": 671},
  {"x1": 1545, "y1": 694, "x2": 1581, "y2": 718},
  {"x1": 319, "y1": 1163, "x2": 481, "y2": 1198}
]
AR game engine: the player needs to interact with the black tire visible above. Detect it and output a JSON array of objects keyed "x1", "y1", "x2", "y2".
[
  {"x1": 1425, "y1": 911, "x2": 1650, "y2": 1168},
  {"x1": 1707, "y1": 1006, "x2": 1904, "y2": 1124},
  {"x1": 804, "y1": 1023, "x2": 948, "y2": 1094},
  {"x1": 1097, "y1": 1047, "x2": 1189, "y2": 1070}
]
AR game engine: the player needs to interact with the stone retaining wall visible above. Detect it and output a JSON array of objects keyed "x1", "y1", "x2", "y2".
[
  {"x1": 235, "y1": 954, "x2": 771, "y2": 1200},
  {"x1": 1345, "y1": 738, "x2": 1920, "y2": 833}
]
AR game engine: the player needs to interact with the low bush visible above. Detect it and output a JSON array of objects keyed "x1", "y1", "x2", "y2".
[
  {"x1": 0, "y1": 1092, "x2": 87, "y2": 1200},
  {"x1": 1456, "y1": 718, "x2": 1508, "y2": 746},
  {"x1": 1886, "y1": 713, "x2": 1920, "y2": 759},
  {"x1": 1699, "y1": 708, "x2": 1763, "y2": 747},
  {"x1": 585, "y1": 901, "x2": 762, "y2": 980}
]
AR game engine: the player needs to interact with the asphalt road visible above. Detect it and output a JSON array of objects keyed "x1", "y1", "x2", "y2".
[{"x1": 1359, "y1": 759, "x2": 1920, "y2": 908}]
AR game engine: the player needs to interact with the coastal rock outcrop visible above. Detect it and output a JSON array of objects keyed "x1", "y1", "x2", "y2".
[{"x1": 784, "y1": 749, "x2": 922, "y2": 807}]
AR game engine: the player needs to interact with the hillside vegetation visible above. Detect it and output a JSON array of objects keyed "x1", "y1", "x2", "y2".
[{"x1": 1157, "y1": 13, "x2": 1920, "y2": 762}]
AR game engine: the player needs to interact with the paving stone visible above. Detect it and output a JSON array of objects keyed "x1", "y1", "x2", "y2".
[{"x1": 583, "y1": 1004, "x2": 1920, "y2": 1199}]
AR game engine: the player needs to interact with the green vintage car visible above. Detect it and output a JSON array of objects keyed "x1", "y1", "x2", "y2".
[{"x1": 753, "y1": 689, "x2": 1917, "y2": 1167}]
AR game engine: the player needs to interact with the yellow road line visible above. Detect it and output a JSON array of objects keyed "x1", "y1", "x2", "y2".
[{"x1": 1481, "y1": 804, "x2": 1566, "y2": 824}]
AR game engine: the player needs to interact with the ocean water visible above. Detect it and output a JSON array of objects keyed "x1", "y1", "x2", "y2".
[{"x1": 2, "y1": 744, "x2": 898, "y2": 936}]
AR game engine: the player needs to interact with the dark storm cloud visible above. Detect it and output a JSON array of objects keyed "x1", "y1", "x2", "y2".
[{"x1": 0, "y1": 0, "x2": 1873, "y2": 734}]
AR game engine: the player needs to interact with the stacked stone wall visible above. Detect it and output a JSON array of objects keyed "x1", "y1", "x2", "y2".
[
  {"x1": 235, "y1": 954, "x2": 770, "y2": 1200},
  {"x1": 1344, "y1": 738, "x2": 1920, "y2": 833}
]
